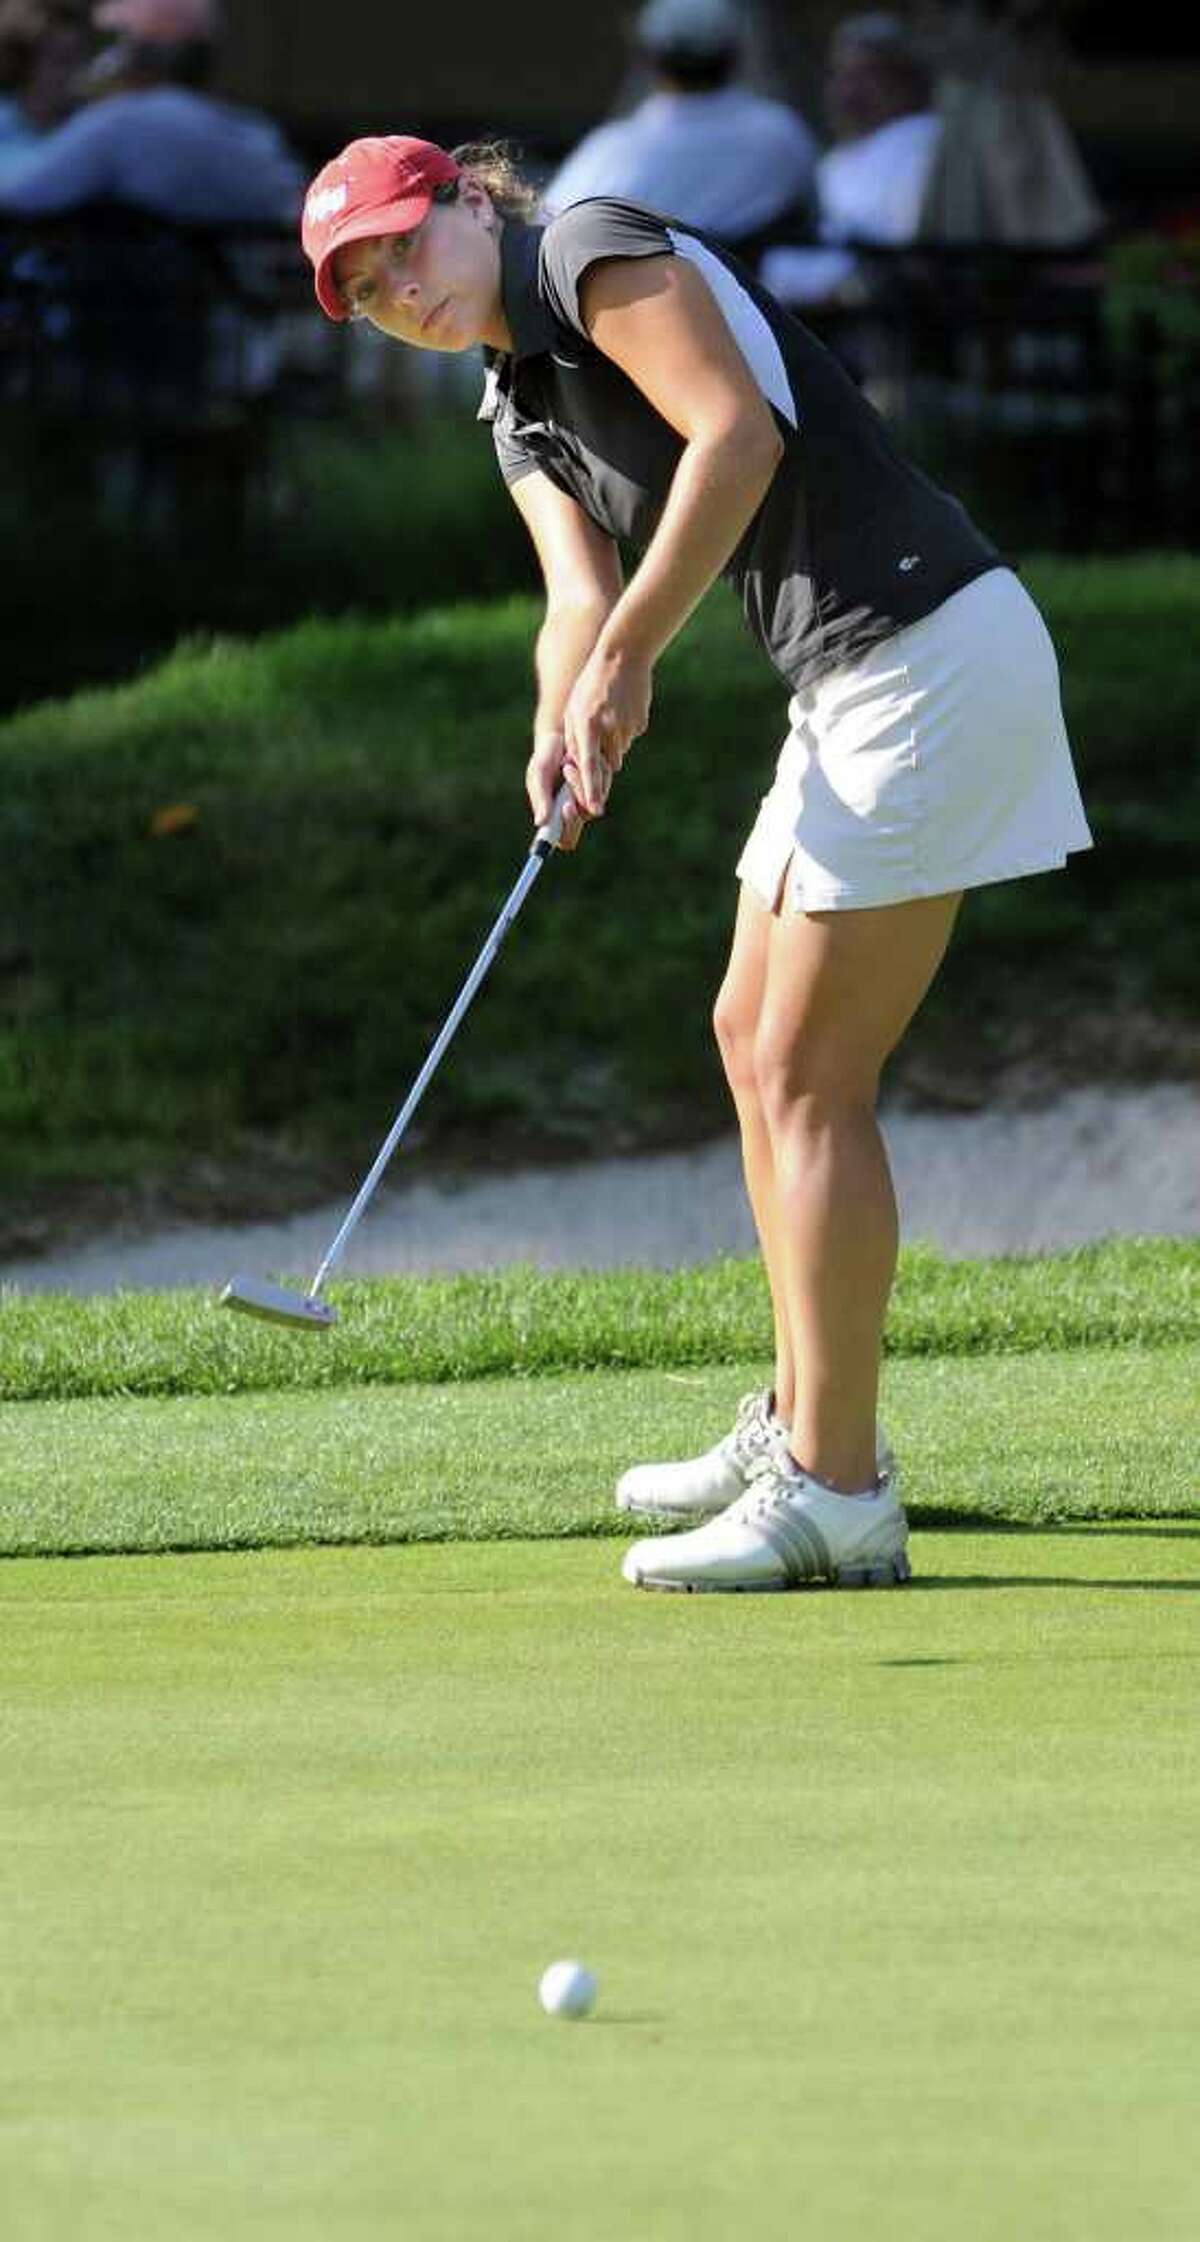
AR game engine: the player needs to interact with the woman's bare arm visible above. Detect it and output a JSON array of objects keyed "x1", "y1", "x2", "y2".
[
  {"x1": 582, "y1": 253, "x2": 783, "y2": 662},
  {"x1": 560, "y1": 254, "x2": 783, "y2": 814},
  {"x1": 510, "y1": 469, "x2": 623, "y2": 834}
]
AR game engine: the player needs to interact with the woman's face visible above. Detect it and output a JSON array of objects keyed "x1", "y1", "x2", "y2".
[{"x1": 333, "y1": 180, "x2": 509, "y2": 352}]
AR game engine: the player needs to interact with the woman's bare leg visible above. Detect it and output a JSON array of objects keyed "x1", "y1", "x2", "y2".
[
  {"x1": 712, "y1": 883, "x2": 797, "y2": 1421},
  {"x1": 754, "y1": 892, "x2": 963, "y2": 1491}
]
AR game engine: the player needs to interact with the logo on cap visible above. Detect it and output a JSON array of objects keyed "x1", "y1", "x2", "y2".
[{"x1": 306, "y1": 182, "x2": 349, "y2": 226}]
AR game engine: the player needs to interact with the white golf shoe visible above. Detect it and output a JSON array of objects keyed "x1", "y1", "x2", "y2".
[
  {"x1": 615, "y1": 1388, "x2": 897, "y2": 1522},
  {"x1": 621, "y1": 1453, "x2": 911, "y2": 1594}
]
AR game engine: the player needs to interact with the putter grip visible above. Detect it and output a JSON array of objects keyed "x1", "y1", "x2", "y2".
[{"x1": 532, "y1": 781, "x2": 573, "y2": 859}]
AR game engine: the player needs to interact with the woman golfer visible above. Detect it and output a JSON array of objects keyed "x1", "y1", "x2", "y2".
[{"x1": 301, "y1": 135, "x2": 1092, "y2": 1593}]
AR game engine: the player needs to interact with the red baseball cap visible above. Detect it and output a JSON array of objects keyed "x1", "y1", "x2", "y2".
[{"x1": 301, "y1": 136, "x2": 461, "y2": 321}]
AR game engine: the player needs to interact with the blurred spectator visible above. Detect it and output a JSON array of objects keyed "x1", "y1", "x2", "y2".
[
  {"x1": 915, "y1": 2, "x2": 1101, "y2": 247},
  {"x1": 0, "y1": 0, "x2": 307, "y2": 420},
  {"x1": 761, "y1": 12, "x2": 942, "y2": 306},
  {"x1": 0, "y1": 3, "x2": 89, "y2": 182},
  {"x1": 763, "y1": 7, "x2": 1101, "y2": 307},
  {"x1": 544, "y1": 0, "x2": 818, "y2": 255},
  {"x1": 0, "y1": 0, "x2": 303, "y2": 220}
]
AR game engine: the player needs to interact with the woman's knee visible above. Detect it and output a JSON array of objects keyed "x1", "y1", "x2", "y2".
[
  {"x1": 712, "y1": 983, "x2": 759, "y2": 1098},
  {"x1": 752, "y1": 1026, "x2": 881, "y2": 1127}
]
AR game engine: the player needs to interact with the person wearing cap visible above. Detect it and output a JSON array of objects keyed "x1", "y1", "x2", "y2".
[
  {"x1": 301, "y1": 134, "x2": 1092, "y2": 1595},
  {"x1": 544, "y1": 0, "x2": 817, "y2": 255},
  {"x1": 0, "y1": 0, "x2": 303, "y2": 220}
]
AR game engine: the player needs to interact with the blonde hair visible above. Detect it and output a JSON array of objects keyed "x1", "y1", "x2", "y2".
[{"x1": 450, "y1": 139, "x2": 541, "y2": 222}]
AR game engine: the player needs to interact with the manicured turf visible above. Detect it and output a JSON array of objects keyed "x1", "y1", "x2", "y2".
[
  {"x1": 2, "y1": 1349, "x2": 1198, "y2": 1558},
  {"x1": 4, "y1": 1246, "x2": 1194, "y2": 2234},
  {"x1": 3, "y1": 1238, "x2": 1197, "y2": 1401},
  {"x1": 1, "y1": 1531, "x2": 1196, "y2": 2242}
]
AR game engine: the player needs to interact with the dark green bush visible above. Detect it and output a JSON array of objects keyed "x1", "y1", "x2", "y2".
[
  {"x1": 0, "y1": 558, "x2": 1196, "y2": 1232},
  {"x1": 0, "y1": 418, "x2": 538, "y2": 716}
]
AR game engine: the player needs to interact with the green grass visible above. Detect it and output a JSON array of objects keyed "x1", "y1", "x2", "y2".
[
  {"x1": 2, "y1": 1239, "x2": 1197, "y2": 1403},
  {"x1": 3, "y1": 1238, "x2": 1195, "y2": 2234},
  {"x1": 2, "y1": 555, "x2": 1197, "y2": 1232},
  {"x1": 1, "y1": 1349, "x2": 1197, "y2": 1559},
  {"x1": 1, "y1": 1531, "x2": 1196, "y2": 2242}
]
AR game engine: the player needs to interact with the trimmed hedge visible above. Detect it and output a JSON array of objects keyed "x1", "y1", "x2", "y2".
[{"x1": 1, "y1": 557, "x2": 1196, "y2": 1215}]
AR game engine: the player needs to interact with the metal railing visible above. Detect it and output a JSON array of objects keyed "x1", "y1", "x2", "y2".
[
  {"x1": 796, "y1": 239, "x2": 1199, "y2": 550},
  {"x1": 1, "y1": 209, "x2": 1196, "y2": 551}
]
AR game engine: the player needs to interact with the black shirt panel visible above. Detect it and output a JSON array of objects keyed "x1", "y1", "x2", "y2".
[
  {"x1": 537, "y1": 197, "x2": 677, "y2": 342},
  {"x1": 484, "y1": 200, "x2": 1000, "y2": 690},
  {"x1": 488, "y1": 205, "x2": 685, "y2": 547}
]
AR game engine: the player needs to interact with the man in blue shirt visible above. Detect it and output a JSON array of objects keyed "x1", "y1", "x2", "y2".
[{"x1": 0, "y1": 0, "x2": 302, "y2": 221}]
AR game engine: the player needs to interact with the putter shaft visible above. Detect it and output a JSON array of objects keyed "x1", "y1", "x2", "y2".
[{"x1": 306, "y1": 786, "x2": 569, "y2": 1298}]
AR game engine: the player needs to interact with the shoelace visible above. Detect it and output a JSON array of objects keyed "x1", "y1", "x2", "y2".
[
  {"x1": 724, "y1": 1452, "x2": 796, "y2": 1523},
  {"x1": 730, "y1": 1451, "x2": 888, "y2": 1522},
  {"x1": 726, "y1": 1392, "x2": 784, "y2": 1472}
]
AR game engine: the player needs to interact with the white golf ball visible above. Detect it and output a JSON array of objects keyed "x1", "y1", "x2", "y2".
[{"x1": 537, "y1": 1959, "x2": 597, "y2": 2020}]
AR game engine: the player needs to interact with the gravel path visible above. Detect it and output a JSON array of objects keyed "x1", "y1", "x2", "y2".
[{"x1": 2, "y1": 1085, "x2": 1196, "y2": 1298}]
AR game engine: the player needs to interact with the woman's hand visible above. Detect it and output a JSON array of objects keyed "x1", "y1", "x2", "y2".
[
  {"x1": 526, "y1": 643, "x2": 652, "y2": 854},
  {"x1": 526, "y1": 729, "x2": 588, "y2": 853},
  {"x1": 562, "y1": 641, "x2": 653, "y2": 818}
]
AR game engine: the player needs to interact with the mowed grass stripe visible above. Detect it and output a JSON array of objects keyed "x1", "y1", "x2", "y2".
[
  {"x1": 2, "y1": 1348, "x2": 1196, "y2": 1558},
  {"x1": 0, "y1": 1534, "x2": 1196, "y2": 2242},
  {"x1": 2, "y1": 1238, "x2": 1197, "y2": 1403}
]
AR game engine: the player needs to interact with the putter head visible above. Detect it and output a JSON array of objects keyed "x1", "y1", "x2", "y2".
[{"x1": 218, "y1": 1274, "x2": 337, "y2": 1331}]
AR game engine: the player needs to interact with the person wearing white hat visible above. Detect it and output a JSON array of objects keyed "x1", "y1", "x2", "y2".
[{"x1": 544, "y1": 0, "x2": 817, "y2": 253}]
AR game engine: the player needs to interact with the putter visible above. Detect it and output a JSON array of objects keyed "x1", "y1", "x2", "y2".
[{"x1": 219, "y1": 784, "x2": 571, "y2": 1331}]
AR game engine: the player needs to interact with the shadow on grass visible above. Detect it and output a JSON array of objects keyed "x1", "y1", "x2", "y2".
[
  {"x1": 878, "y1": 1655, "x2": 966, "y2": 1666},
  {"x1": 2, "y1": 1514, "x2": 1198, "y2": 1569},
  {"x1": 907, "y1": 1514, "x2": 1200, "y2": 1539},
  {"x1": 906, "y1": 1518, "x2": 1200, "y2": 1592},
  {"x1": 903, "y1": 1577, "x2": 1200, "y2": 1593}
]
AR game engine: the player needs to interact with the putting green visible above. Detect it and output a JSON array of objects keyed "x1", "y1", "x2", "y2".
[{"x1": 1, "y1": 1531, "x2": 1196, "y2": 2241}]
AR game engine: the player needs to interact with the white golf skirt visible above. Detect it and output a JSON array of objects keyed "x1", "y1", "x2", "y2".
[{"x1": 736, "y1": 568, "x2": 1093, "y2": 914}]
